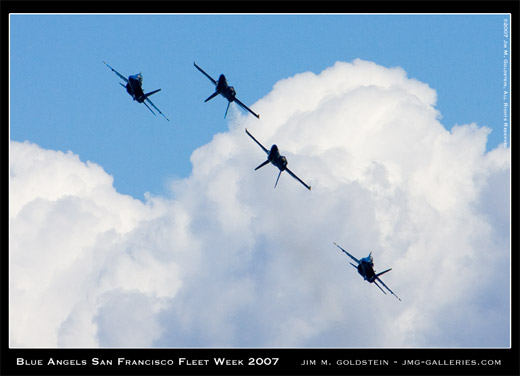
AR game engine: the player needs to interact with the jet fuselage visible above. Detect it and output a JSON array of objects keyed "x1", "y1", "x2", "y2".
[
  {"x1": 268, "y1": 145, "x2": 288, "y2": 171},
  {"x1": 126, "y1": 74, "x2": 147, "y2": 102},
  {"x1": 358, "y1": 257, "x2": 377, "y2": 282},
  {"x1": 216, "y1": 74, "x2": 236, "y2": 102}
]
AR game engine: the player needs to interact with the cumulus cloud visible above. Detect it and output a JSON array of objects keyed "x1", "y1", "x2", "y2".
[{"x1": 9, "y1": 59, "x2": 510, "y2": 348}]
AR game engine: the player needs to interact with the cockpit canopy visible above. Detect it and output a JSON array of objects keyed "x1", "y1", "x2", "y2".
[
  {"x1": 129, "y1": 73, "x2": 143, "y2": 85},
  {"x1": 361, "y1": 253, "x2": 374, "y2": 267}
]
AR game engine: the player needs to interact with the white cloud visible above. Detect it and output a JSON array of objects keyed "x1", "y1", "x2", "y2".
[{"x1": 9, "y1": 59, "x2": 510, "y2": 348}]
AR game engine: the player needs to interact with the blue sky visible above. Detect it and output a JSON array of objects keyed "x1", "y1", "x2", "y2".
[{"x1": 10, "y1": 14, "x2": 510, "y2": 200}]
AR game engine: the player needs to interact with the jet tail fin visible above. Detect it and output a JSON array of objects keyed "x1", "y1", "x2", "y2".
[
  {"x1": 224, "y1": 101, "x2": 231, "y2": 118},
  {"x1": 274, "y1": 170, "x2": 283, "y2": 188},
  {"x1": 375, "y1": 268, "x2": 392, "y2": 278},
  {"x1": 144, "y1": 88, "x2": 161, "y2": 98},
  {"x1": 205, "y1": 91, "x2": 219, "y2": 103},
  {"x1": 255, "y1": 160, "x2": 270, "y2": 171}
]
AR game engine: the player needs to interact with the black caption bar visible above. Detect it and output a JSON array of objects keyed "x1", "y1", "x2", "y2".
[{"x1": 1, "y1": 348, "x2": 518, "y2": 376}]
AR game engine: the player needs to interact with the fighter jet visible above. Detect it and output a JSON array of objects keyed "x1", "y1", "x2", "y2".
[
  {"x1": 194, "y1": 62, "x2": 260, "y2": 119},
  {"x1": 103, "y1": 61, "x2": 170, "y2": 121},
  {"x1": 334, "y1": 242, "x2": 401, "y2": 301},
  {"x1": 245, "y1": 128, "x2": 311, "y2": 191}
]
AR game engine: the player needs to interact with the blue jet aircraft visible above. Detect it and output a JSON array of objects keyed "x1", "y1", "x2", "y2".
[
  {"x1": 334, "y1": 242, "x2": 401, "y2": 301},
  {"x1": 246, "y1": 128, "x2": 311, "y2": 191},
  {"x1": 103, "y1": 61, "x2": 169, "y2": 121},
  {"x1": 194, "y1": 62, "x2": 260, "y2": 119}
]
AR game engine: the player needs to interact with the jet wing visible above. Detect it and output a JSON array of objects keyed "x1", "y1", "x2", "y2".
[
  {"x1": 286, "y1": 167, "x2": 311, "y2": 191},
  {"x1": 375, "y1": 276, "x2": 401, "y2": 301},
  {"x1": 334, "y1": 242, "x2": 361, "y2": 264},
  {"x1": 143, "y1": 101, "x2": 157, "y2": 116},
  {"x1": 373, "y1": 280, "x2": 388, "y2": 295},
  {"x1": 245, "y1": 128, "x2": 269, "y2": 154},
  {"x1": 103, "y1": 61, "x2": 128, "y2": 83},
  {"x1": 194, "y1": 62, "x2": 217, "y2": 85},
  {"x1": 145, "y1": 97, "x2": 170, "y2": 121},
  {"x1": 234, "y1": 98, "x2": 260, "y2": 119}
]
